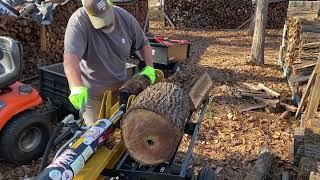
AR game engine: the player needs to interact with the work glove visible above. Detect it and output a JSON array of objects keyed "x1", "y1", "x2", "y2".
[
  {"x1": 140, "y1": 66, "x2": 156, "y2": 85},
  {"x1": 69, "y1": 86, "x2": 88, "y2": 111}
]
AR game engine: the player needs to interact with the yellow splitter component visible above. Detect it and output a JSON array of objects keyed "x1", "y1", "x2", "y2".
[{"x1": 36, "y1": 90, "x2": 132, "y2": 180}]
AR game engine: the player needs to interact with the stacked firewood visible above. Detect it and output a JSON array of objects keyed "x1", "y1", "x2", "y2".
[
  {"x1": 39, "y1": 0, "x2": 82, "y2": 67},
  {"x1": 114, "y1": 0, "x2": 148, "y2": 31},
  {"x1": 0, "y1": 0, "x2": 148, "y2": 79},
  {"x1": 0, "y1": 16, "x2": 40, "y2": 78},
  {"x1": 164, "y1": 0, "x2": 288, "y2": 29}
]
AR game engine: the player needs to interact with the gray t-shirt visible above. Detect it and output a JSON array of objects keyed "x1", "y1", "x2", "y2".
[{"x1": 64, "y1": 6, "x2": 149, "y2": 97}]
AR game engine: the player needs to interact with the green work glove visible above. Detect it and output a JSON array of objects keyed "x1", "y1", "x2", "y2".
[
  {"x1": 69, "y1": 86, "x2": 88, "y2": 111},
  {"x1": 140, "y1": 66, "x2": 156, "y2": 84}
]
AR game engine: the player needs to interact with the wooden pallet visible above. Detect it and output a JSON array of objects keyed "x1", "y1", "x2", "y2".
[{"x1": 294, "y1": 58, "x2": 320, "y2": 180}]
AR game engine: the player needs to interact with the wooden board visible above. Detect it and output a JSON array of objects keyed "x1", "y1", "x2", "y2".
[
  {"x1": 292, "y1": 61, "x2": 317, "y2": 71},
  {"x1": 305, "y1": 73, "x2": 320, "y2": 128},
  {"x1": 302, "y1": 32, "x2": 320, "y2": 39},
  {"x1": 287, "y1": 1, "x2": 320, "y2": 19},
  {"x1": 188, "y1": 72, "x2": 213, "y2": 111},
  {"x1": 301, "y1": 21, "x2": 320, "y2": 33},
  {"x1": 296, "y1": 60, "x2": 320, "y2": 117},
  {"x1": 288, "y1": 75, "x2": 311, "y2": 83}
]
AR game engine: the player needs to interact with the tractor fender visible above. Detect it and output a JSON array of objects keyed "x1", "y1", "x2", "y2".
[{"x1": 0, "y1": 82, "x2": 42, "y2": 130}]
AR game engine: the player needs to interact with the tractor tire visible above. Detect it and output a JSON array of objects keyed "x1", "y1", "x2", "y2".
[
  {"x1": 0, "y1": 110, "x2": 52, "y2": 165},
  {"x1": 198, "y1": 167, "x2": 216, "y2": 180}
]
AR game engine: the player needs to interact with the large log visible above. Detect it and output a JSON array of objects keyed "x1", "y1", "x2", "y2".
[{"x1": 121, "y1": 82, "x2": 190, "y2": 165}]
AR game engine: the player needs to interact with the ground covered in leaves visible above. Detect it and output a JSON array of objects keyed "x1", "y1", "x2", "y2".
[
  {"x1": 148, "y1": 24, "x2": 300, "y2": 179},
  {"x1": 0, "y1": 9, "x2": 300, "y2": 180}
]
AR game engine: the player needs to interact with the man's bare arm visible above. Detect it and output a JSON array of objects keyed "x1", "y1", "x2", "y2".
[
  {"x1": 63, "y1": 53, "x2": 84, "y2": 88},
  {"x1": 139, "y1": 44, "x2": 154, "y2": 67}
]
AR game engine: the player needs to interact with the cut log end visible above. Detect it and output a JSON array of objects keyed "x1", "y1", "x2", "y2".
[{"x1": 121, "y1": 109, "x2": 180, "y2": 165}]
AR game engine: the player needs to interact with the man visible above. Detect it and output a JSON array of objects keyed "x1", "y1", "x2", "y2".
[{"x1": 63, "y1": 0, "x2": 155, "y2": 125}]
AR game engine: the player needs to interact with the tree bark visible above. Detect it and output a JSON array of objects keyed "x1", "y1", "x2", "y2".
[
  {"x1": 250, "y1": 0, "x2": 269, "y2": 64},
  {"x1": 244, "y1": 147, "x2": 273, "y2": 180},
  {"x1": 121, "y1": 82, "x2": 190, "y2": 165}
]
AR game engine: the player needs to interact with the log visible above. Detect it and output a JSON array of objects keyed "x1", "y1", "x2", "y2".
[
  {"x1": 280, "y1": 102, "x2": 297, "y2": 113},
  {"x1": 257, "y1": 83, "x2": 280, "y2": 98},
  {"x1": 250, "y1": 0, "x2": 268, "y2": 64},
  {"x1": 253, "y1": 97, "x2": 280, "y2": 108},
  {"x1": 188, "y1": 72, "x2": 213, "y2": 111},
  {"x1": 121, "y1": 82, "x2": 190, "y2": 165},
  {"x1": 239, "y1": 103, "x2": 267, "y2": 113},
  {"x1": 244, "y1": 147, "x2": 272, "y2": 180},
  {"x1": 239, "y1": 92, "x2": 273, "y2": 99}
]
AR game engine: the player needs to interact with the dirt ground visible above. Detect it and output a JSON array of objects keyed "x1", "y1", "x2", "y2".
[{"x1": 0, "y1": 3, "x2": 301, "y2": 180}]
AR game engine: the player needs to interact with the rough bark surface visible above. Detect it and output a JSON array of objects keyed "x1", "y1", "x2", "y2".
[
  {"x1": 244, "y1": 148, "x2": 273, "y2": 180},
  {"x1": 250, "y1": 0, "x2": 268, "y2": 64},
  {"x1": 121, "y1": 82, "x2": 190, "y2": 165}
]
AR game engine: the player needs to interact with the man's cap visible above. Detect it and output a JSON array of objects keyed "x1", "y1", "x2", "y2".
[{"x1": 82, "y1": 0, "x2": 115, "y2": 30}]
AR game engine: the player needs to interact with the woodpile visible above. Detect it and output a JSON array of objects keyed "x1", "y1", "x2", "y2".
[
  {"x1": 278, "y1": 1, "x2": 320, "y2": 111},
  {"x1": 114, "y1": 0, "x2": 148, "y2": 32},
  {"x1": 0, "y1": 16, "x2": 40, "y2": 78},
  {"x1": 285, "y1": 17, "x2": 302, "y2": 68},
  {"x1": 121, "y1": 69, "x2": 212, "y2": 165},
  {"x1": 236, "y1": 82, "x2": 298, "y2": 120},
  {"x1": 39, "y1": 0, "x2": 82, "y2": 67},
  {"x1": 164, "y1": 0, "x2": 288, "y2": 29},
  {"x1": 0, "y1": 0, "x2": 148, "y2": 80}
]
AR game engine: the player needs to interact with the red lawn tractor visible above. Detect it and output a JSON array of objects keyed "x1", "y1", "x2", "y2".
[{"x1": 0, "y1": 36, "x2": 52, "y2": 165}]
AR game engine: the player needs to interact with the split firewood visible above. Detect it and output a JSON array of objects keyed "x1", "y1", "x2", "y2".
[
  {"x1": 253, "y1": 97, "x2": 280, "y2": 108},
  {"x1": 280, "y1": 111, "x2": 292, "y2": 120},
  {"x1": 243, "y1": 83, "x2": 280, "y2": 98},
  {"x1": 257, "y1": 83, "x2": 281, "y2": 98},
  {"x1": 239, "y1": 92, "x2": 273, "y2": 99},
  {"x1": 246, "y1": 111, "x2": 280, "y2": 120},
  {"x1": 237, "y1": 88, "x2": 266, "y2": 94},
  {"x1": 239, "y1": 103, "x2": 267, "y2": 113},
  {"x1": 243, "y1": 82, "x2": 261, "y2": 91}
]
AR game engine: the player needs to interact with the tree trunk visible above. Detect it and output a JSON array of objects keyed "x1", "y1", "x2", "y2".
[
  {"x1": 121, "y1": 82, "x2": 190, "y2": 165},
  {"x1": 250, "y1": 0, "x2": 269, "y2": 64}
]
